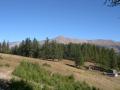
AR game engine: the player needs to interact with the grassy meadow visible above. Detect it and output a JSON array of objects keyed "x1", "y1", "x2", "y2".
[{"x1": 12, "y1": 61, "x2": 98, "y2": 90}]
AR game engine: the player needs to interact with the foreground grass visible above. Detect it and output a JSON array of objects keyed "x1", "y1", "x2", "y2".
[{"x1": 12, "y1": 61, "x2": 99, "y2": 90}]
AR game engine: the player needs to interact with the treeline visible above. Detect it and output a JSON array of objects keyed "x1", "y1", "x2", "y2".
[
  {"x1": 0, "y1": 38, "x2": 120, "y2": 70},
  {"x1": 11, "y1": 38, "x2": 63, "y2": 60},
  {"x1": 64, "y1": 43, "x2": 120, "y2": 69}
]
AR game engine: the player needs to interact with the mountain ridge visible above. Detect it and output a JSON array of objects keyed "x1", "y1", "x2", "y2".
[
  {"x1": 8, "y1": 36, "x2": 120, "y2": 52},
  {"x1": 54, "y1": 36, "x2": 120, "y2": 52}
]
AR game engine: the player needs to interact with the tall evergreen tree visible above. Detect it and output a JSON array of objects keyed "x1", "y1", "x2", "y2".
[
  {"x1": 1, "y1": 40, "x2": 9, "y2": 53},
  {"x1": 18, "y1": 40, "x2": 25, "y2": 56},
  {"x1": 109, "y1": 49, "x2": 118, "y2": 69},
  {"x1": 32, "y1": 38, "x2": 40, "y2": 58},
  {"x1": 11, "y1": 45, "x2": 19, "y2": 55},
  {"x1": 75, "y1": 54, "x2": 84, "y2": 68},
  {"x1": 41, "y1": 38, "x2": 50, "y2": 59},
  {"x1": 0, "y1": 43, "x2": 1, "y2": 53},
  {"x1": 24, "y1": 38, "x2": 33, "y2": 57}
]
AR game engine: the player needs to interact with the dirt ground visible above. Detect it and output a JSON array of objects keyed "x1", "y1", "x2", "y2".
[{"x1": 0, "y1": 53, "x2": 120, "y2": 90}]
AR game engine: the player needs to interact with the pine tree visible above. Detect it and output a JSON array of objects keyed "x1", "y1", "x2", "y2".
[
  {"x1": 6, "y1": 42, "x2": 10, "y2": 53},
  {"x1": 24, "y1": 38, "x2": 33, "y2": 57},
  {"x1": 18, "y1": 40, "x2": 25, "y2": 56},
  {"x1": 41, "y1": 37, "x2": 50, "y2": 59},
  {"x1": 58, "y1": 44, "x2": 64, "y2": 60},
  {"x1": 117, "y1": 54, "x2": 120, "y2": 70},
  {"x1": 54, "y1": 43, "x2": 63, "y2": 61},
  {"x1": 0, "y1": 43, "x2": 1, "y2": 53},
  {"x1": 75, "y1": 55, "x2": 84, "y2": 68},
  {"x1": 32, "y1": 38, "x2": 40, "y2": 58},
  {"x1": 47, "y1": 40, "x2": 63, "y2": 61},
  {"x1": 11, "y1": 45, "x2": 19, "y2": 55},
  {"x1": 1, "y1": 40, "x2": 9, "y2": 53},
  {"x1": 110, "y1": 49, "x2": 118, "y2": 69}
]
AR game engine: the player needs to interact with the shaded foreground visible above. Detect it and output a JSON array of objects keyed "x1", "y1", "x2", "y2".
[
  {"x1": 0, "y1": 79, "x2": 10, "y2": 90},
  {"x1": 0, "y1": 79, "x2": 33, "y2": 90}
]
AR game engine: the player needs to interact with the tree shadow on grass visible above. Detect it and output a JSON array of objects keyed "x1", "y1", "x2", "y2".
[
  {"x1": 10, "y1": 80, "x2": 33, "y2": 90},
  {"x1": 0, "y1": 79, "x2": 33, "y2": 90},
  {"x1": 65, "y1": 64, "x2": 76, "y2": 68}
]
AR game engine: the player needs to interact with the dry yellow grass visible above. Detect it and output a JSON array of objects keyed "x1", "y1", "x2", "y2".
[{"x1": 0, "y1": 53, "x2": 120, "y2": 90}]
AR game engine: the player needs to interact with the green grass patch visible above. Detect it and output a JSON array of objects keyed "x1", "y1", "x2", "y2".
[{"x1": 12, "y1": 61, "x2": 99, "y2": 90}]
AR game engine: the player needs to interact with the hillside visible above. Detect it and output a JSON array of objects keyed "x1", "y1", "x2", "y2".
[
  {"x1": 9, "y1": 36, "x2": 120, "y2": 52},
  {"x1": 54, "y1": 36, "x2": 120, "y2": 52},
  {"x1": 0, "y1": 53, "x2": 120, "y2": 90}
]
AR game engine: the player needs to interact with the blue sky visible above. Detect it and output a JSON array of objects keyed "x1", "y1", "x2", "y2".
[{"x1": 0, "y1": 0, "x2": 120, "y2": 42}]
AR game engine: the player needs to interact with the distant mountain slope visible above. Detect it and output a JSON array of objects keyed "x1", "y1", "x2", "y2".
[
  {"x1": 88, "y1": 39, "x2": 120, "y2": 52},
  {"x1": 54, "y1": 36, "x2": 88, "y2": 44},
  {"x1": 9, "y1": 42, "x2": 21, "y2": 48},
  {"x1": 9, "y1": 36, "x2": 120, "y2": 52},
  {"x1": 53, "y1": 36, "x2": 120, "y2": 52}
]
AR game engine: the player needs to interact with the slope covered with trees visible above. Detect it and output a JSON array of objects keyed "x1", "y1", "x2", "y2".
[{"x1": 0, "y1": 38, "x2": 120, "y2": 70}]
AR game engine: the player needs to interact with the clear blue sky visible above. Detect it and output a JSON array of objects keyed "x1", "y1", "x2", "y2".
[{"x1": 0, "y1": 0, "x2": 120, "y2": 42}]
